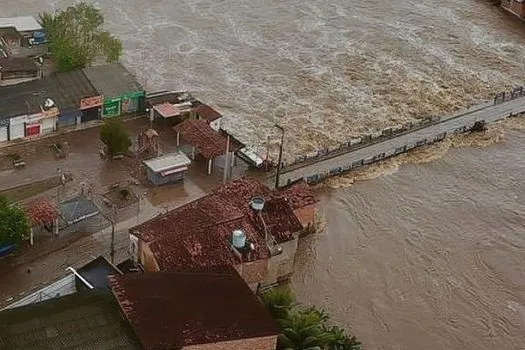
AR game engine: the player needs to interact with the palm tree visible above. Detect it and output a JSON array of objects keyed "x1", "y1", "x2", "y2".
[
  {"x1": 277, "y1": 310, "x2": 333, "y2": 350},
  {"x1": 260, "y1": 287, "x2": 296, "y2": 323}
]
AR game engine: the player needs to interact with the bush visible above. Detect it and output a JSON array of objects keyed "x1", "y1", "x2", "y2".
[
  {"x1": 0, "y1": 196, "x2": 30, "y2": 246},
  {"x1": 100, "y1": 118, "x2": 131, "y2": 156},
  {"x1": 119, "y1": 188, "x2": 131, "y2": 200}
]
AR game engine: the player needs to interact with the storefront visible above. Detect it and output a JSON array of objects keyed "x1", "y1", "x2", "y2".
[
  {"x1": 80, "y1": 95, "x2": 102, "y2": 123},
  {"x1": 58, "y1": 109, "x2": 82, "y2": 127},
  {"x1": 9, "y1": 115, "x2": 26, "y2": 140},
  {"x1": 102, "y1": 91, "x2": 145, "y2": 118}
]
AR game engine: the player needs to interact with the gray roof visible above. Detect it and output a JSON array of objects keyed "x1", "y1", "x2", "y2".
[
  {"x1": 59, "y1": 196, "x2": 100, "y2": 225},
  {"x1": 77, "y1": 256, "x2": 122, "y2": 292},
  {"x1": 143, "y1": 152, "x2": 191, "y2": 172},
  {"x1": 0, "y1": 16, "x2": 42, "y2": 32},
  {"x1": 0, "y1": 70, "x2": 98, "y2": 119},
  {"x1": 83, "y1": 63, "x2": 143, "y2": 99},
  {"x1": 0, "y1": 292, "x2": 140, "y2": 349}
]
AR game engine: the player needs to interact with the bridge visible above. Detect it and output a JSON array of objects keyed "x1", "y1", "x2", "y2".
[{"x1": 274, "y1": 91, "x2": 525, "y2": 188}]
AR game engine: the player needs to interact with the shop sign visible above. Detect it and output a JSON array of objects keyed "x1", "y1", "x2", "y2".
[{"x1": 80, "y1": 96, "x2": 103, "y2": 110}]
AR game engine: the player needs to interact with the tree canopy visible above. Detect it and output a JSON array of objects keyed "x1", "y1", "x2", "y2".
[
  {"x1": 0, "y1": 196, "x2": 30, "y2": 246},
  {"x1": 260, "y1": 288, "x2": 361, "y2": 350},
  {"x1": 40, "y1": 2, "x2": 122, "y2": 72},
  {"x1": 100, "y1": 118, "x2": 132, "y2": 156}
]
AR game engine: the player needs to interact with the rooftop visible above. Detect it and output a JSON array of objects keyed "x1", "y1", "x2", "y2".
[
  {"x1": 0, "y1": 16, "x2": 42, "y2": 32},
  {"x1": 194, "y1": 103, "x2": 222, "y2": 122},
  {"x1": 173, "y1": 119, "x2": 240, "y2": 159},
  {"x1": 131, "y1": 178, "x2": 304, "y2": 272},
  {"x1": 83, "y1": 63, "x2": 143, "y2": 99},
  {"x1": 143, "y1": 151, "x2": 192, "y2": 173},
  {"x1": 58, "y1": 196, "x2": 100, "y2": 225},
  {"x1": 0, "y1": 69, "x2": 98, "y2": 118},
  {"x1": 0, "y1": 57, "x2": 38, "y2": 72},
  {"x1": 77, "y1": 256, "x2": 123, "y2": 292},
  {"x1": 0, "y1": 292, "x2": 140, "y2": 349},
  {"x1": 153, "y1": 102, "x2": 180, "y2": 118},
  {"x1": 109, "y1": 269, "x2": 278, "y2": 350},
  {"x1": 279, "y1": 182, "x2": 318, "y2": 210}
]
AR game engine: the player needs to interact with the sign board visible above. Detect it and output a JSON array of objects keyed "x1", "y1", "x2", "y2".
[
  {"x1": 102, "y1": 98, "x2": 121, "y2": 118},
  {"x1": 80, "y1": 96, "x2": 103, "y2": 110}
]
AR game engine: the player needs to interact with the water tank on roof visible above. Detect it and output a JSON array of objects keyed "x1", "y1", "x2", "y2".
[
  {"x1": 232, "y1": 229, "x2": 246, "y2": 249},
  {"x1": 250, "y1": 196, "x2": 265, "y2": 211},
  {"x1": 33, "y1": 31, "x2": 46, "y2": 43}
]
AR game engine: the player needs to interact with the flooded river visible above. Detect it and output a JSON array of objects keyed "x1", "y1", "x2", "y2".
[
  {"x1": 293, "y1": 127, "x2": 525, "y2": 350},
  {"x1": 2, "y1": 0, "x2": 525, "y2": 158},
  {"x1": 2, "y1": 0, "x2": 525, "y2": 348}
]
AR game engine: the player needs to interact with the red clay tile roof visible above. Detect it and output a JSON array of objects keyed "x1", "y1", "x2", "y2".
[
  {"x1": 153, "y1": 103, "x2": 180, "y2": 118},
  {"x1": 194, "y1": 103, "x2": 222, "y2": 122},
  {"x1": 173, "y1": 119, "x2": 239, "y2": 159},
  {"x1": 109, "y1": 269, "x2": 279, "y2": 350},
  {"x1": 279, "y1": 182, "x2": 318, "y2": 210},
  {"x1": 131, "y1": 178, "x2": 305, "y2": 272}
]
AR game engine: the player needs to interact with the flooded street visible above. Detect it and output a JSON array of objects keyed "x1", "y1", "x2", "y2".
[
  {"x1": 293, "y1": 128, "x2": 525, "y2": 349},
  {"x1": 2, "y1": 0, "x2": 525, "y2": 348}
]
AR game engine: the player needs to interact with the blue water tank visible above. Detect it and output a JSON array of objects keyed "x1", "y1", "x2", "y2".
[
  {"x1": 232, "y1": 229, "x2": 246, "y2": 249},
  {"x1": 33, "y1": 31, "x2": 46, "y2": 43}
]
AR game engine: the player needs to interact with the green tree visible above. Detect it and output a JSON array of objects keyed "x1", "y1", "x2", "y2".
[
  {"x1": 260, "y1": 287, "x2": 296, "y2": 322},
  {"x1": 0, "y1": 196, "x2": 30, "y2": 246},
  {"x1": 100, "y1": 118, "x2": 131, "y2": 156},
  {"x1": 39, "y1": 2, "x2": 122, "y2": 72},
  {"x1": 278, "y1": 310, "x2": 333, "y2": 350}
]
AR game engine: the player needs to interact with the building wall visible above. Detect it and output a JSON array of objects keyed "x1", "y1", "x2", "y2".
[
  {"x1": 140, "y1": 241, "x2": 160, "y2": 272},
  {"x1": 234, "y1": 258, "x2": 269, "y2": 285},
  {"x1": 265, "y1": 236, "x2": 299, "y2": 286},
  {"x1": 183, "y1": 335, "x2": 277, "y2": 350}
]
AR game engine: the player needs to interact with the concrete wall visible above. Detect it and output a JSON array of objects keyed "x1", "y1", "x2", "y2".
[
  {"x1": 235, "y1": 258, "x2": 268, "y2": 285},
  {"x1": 139, "y1": 240, "x2": 159, "y2": 272},
  {"x1": 183, "y1": 335, "x2": 277, "y2": 350},
  {"x1": 265, "y1": 237, "x2": 299, "y2": 286}
]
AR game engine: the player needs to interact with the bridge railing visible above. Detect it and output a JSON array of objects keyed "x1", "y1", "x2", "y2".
[{"x1": 280, "y1": 85, "x2": 525, "y2": 174}]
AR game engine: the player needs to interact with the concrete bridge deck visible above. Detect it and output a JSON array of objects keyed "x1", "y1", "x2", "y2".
[{"x1": 276, "y1": 95, "x2": 525, "y2": 187}]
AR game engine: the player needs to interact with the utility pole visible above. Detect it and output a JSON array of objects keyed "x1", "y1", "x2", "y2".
[
  {"x1": 274, "y1": 124, "x2": 284, "y2": 189},
  {"x1": 265, "y1": 135, "x2": 270, "y2": 172}
]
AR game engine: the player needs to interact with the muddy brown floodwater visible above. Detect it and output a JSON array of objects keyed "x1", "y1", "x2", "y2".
[{"x1": 293, "y1": 128, "x2": 525, "y2": 350}]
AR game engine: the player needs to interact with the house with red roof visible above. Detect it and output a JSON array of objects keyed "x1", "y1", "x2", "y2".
[
  {"x1": 109, "y1": 268, "x2": 279, "y2": 350},
  {"x1": 128, "y1": 177, "x2": 316, "y2": 288}
]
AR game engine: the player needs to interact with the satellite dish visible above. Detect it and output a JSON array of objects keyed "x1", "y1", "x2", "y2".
[{"x1": 44, "y1": 98, "x2": 55, "y2": 109}]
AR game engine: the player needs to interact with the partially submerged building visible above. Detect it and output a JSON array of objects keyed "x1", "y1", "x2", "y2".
[
  {"x1": 173, "y1": 119, "x2": 241, "y2": 175},
  {"x1": 0, "y1": 69, "x2": 100, "y2": 140},
  {"x1": 146, "y1": 90, "x2": 223, "y2": 130},
  {"x1": 109, "y1": 268, "x2": 279, "y2": 350},
  {"x1": 128, "y1": 177, "x2": 313, "y2": 288},
  {"x1": 143, "y1": 151, "x2": 192, "y2": 185}
]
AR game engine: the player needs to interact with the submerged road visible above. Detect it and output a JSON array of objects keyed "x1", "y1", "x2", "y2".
[{"x1": 277, "y1": 96, "x2": 525, "y2": 187}]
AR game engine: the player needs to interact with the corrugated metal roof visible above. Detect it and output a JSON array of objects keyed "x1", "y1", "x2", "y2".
[
  {"x1": 0, "y1": 16, "x2": 42, "y2": 32},
  {"x1": 0, "y1": 292, "x2": 141, "y2": 349},
  {"x1": 143, "y1": 151, "x2": 191, "y2": 172},
  {"x1": 83, "y1": 63, "x2": 143, "y2": 99}
]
